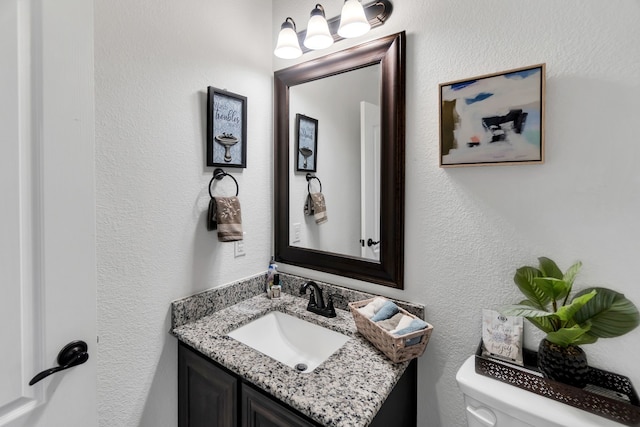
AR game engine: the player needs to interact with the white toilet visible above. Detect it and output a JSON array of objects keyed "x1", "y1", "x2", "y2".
[{"x1": 456, "y1": 356, "x2": 625, "y2": 426}]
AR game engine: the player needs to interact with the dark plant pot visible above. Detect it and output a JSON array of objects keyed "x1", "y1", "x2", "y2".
[{"x1": 537, "y1": 338, "x2": 590, "y2": 388}]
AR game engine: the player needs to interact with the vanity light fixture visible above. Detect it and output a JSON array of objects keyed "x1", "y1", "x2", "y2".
[
  {"x1": 274, "y1": 0, "x2": 392, "y2": 59},
  {"x1": 274, "y1": 17, "x2": 302, "y2": 59},
  {"x1": 338, "y1": 0, "x2": 371, "y2": 38},
  {"x1": 304, "y1": 4, "x2": 334, "y2": 50}
]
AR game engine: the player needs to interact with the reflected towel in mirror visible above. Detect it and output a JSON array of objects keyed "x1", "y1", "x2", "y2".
[
  {"x1": 208, "y1": 196, "x2": 243, "y2": 242},
  {"x1": 304, "y1": 192, "x2": 328, "y2": 224}
]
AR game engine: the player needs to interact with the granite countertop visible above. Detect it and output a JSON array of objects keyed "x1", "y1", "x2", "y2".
[{"x1": 171, "y1": 292, "x2": 411, "y2": 427}]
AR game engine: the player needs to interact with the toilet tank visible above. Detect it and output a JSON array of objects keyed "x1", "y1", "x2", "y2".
[{"x1": 456, "y1": 356, "x2": 625, "y2": 427}]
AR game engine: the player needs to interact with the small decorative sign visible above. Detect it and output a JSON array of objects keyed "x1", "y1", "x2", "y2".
[
  {"x1": 482, "y1": 309, "x2": 524, "y2": 365},
  {"x1": 295, "y1": 114, "x2": 318, "y2": 172},
  {"x1": 207, "y1": 87, "x2": 247, "y2": 168}
]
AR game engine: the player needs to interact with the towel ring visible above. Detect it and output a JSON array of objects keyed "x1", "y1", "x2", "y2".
[
  {"x1": 305, "y1": 173, "x2": 322, "y2": 193},
  {"x1": 209, "y1": 168, "x2": 239, "y2": 198}
]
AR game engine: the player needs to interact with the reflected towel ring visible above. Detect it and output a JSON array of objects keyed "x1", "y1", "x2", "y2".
[
  {"x1": 306, "y1": 173, "x2": 322, "y2": 193},
  {"x1": 209, "y1": 168, "x2": 239, "y2": 198}
]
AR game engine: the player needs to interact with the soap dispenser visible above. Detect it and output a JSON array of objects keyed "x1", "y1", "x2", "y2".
[
  {"x1": 266, "y1": 258, "x2": 279, "y2": 297},
  {"x1": 271, "y1": 274, "x2": 281, "y2": 299}
]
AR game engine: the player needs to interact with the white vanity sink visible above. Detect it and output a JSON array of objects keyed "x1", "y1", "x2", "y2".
[{"x1": 227, "y1": 311, "x2": 350, "y2": 373}]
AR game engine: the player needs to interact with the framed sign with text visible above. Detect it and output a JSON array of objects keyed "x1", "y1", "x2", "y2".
[
  {"x1": 295, "y1": 114, "x2": 318, "y2": 172},
  {"x1": 207, "y1": 87, "x2": 247, "y2": 168}
]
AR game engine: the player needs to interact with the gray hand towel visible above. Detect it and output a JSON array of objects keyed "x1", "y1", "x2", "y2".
[
  {"x1": 208, "y1": 196, "x2": 243, "y2": 242},
  {"x1": 303, "y1": 192, "x2": 328, "y2": 224}
]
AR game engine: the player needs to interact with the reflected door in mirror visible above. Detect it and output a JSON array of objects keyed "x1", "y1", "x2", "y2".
[{"x1": 360, "y1": 101, "x2": 381, "y2": 260}]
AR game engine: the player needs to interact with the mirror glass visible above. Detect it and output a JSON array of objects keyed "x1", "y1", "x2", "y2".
[
  {"x1": 274, "y1": 32, "x2": 405, "y2": 288},
  {"x1": 289, "y1": 64, "x2": 381, "y2": 260}
]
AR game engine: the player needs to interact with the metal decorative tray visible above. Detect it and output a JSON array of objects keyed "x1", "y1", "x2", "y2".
[{"x1": 474, "y1": 341, "x2": 640, "y2": 426}]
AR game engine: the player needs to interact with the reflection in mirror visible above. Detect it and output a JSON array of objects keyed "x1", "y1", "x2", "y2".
[
  {"x1": 274, "y1": 31, "x2": 405, "y2": 289},
  {"x1": 289, "y1": 65, "x2": 381, "y2": 260}
]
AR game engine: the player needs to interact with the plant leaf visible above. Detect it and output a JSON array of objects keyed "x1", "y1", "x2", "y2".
[
  {"x1": 538, "y1": 257, "x2": 564, "y2": 279},
  {"x1": 501, "y1": 304, "x2": 553, "y2": 318},
  {"x1": 562, "y1": 261, "x2": 582, "y2": 288},
  {"x1": 573, "y1": 287, "x2": 640, "y2": 338},
  {"x1": 515, "y1": 300, "x2": 557, "y2": 332},
  {"x1": 526, "y1": 316, "x2": 556, "y2": 334},
  {"x1": 533, "y1": 277, "x2": 571, "y2": 302},
  {"x1": 546, "y1": 324, "x2": 593, "y2": 347},
  {"x1": 571, "y1": 333, "x2": 599, "y2": 346},
  {"x1": 513, "y1": 266, "x2": 549, "y2": 309},
  {"x1": 500, "y1": 304, "x2": 557, "y2": 333},
  {"x1": 555, "y1": 290, "x2": 597, "y2": 322}
]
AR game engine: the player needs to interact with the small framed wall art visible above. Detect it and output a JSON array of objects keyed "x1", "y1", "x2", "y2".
[
  {"x1": 207, "y1": 87, "x2": 247, "y2": 168},
  {"x1": 295, "y1": 114, "x2": 318, "y2": 172},
  {"x1": 439, "y1": 64, "x2": 545, "y2": 167}
]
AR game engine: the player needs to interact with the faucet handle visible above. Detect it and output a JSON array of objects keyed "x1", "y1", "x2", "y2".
[
  {"x1": 326, "y1": 295, "x2": 337, "y2": 317},
  {"x1": 308, "y1": 289, "x2": 317, "y2": 308}
]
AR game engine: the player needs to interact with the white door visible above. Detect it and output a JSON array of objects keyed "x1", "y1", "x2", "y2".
[
  {"x1": 0, "y1": 0, "x2": 96, "y2": 426},
  {"x1": 360, "y1": 101, "x2": 381, "y2": 260}
]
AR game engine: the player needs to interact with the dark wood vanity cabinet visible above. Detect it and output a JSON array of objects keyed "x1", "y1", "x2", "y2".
[
  {"x1": 241, "y1": 385, "x2": 316, "y2": 427},
  {"x1": 178, "y1": 342, "x2": 238, "y2": 427},
  {"x1": 178, "y1": 342, "x2": 417, "y2": 427},
  {"x1": 178, "y1": 343, "x2": 317, "y2": 427}
]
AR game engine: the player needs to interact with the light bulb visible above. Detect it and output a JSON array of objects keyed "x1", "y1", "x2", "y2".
[
  {"x1": 338, "y1": 0, "x2": 371, "y2": 39},
  {"x1": 304, "y1": 4, "x2": 334, "y2": 50},
  {"x1": 274, "y1": 17, "x2": 302, "y2": 59}
]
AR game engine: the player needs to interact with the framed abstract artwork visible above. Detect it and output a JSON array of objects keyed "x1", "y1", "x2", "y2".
[
  {"x1": 207, "y1": 87, "x2": 247, "y2": 168},
  {"x1": 295, "y1": 114, "x2": 318, "y2": 172},
  {"x1": 439, "y1": 64, "x2": 545, "y2": 167}
]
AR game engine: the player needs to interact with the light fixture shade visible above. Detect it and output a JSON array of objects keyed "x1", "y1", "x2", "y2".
[
  {"x1": 274, "y1": 18, "x2": 302, "y2": 59},
  {"x1": 338, "y1": 0, "x2": 371, "y2": 39},
  {"x1": 304, "y1": 5, "x2": 333, "y2": 50}
]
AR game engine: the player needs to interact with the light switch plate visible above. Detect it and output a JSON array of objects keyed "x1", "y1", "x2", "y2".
[
  {"x1": 234, "y1": 234, "x2": 246, "y2": 257},
  {"x1": 293, "y1": 223, "x2": 301, "y2": 243}
]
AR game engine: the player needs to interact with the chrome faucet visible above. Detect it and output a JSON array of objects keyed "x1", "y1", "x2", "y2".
[{"x1": 299, "y1": 281, "x2": 336, "y2": 318}]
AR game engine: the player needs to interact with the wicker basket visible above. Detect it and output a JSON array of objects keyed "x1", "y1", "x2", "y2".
[{"x1": 349, "y1": 298, "x2": 433, "y2": 363}]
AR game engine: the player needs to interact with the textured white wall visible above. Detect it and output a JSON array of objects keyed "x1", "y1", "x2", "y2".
[
  {"x1": 94, "y1": 1, "x2": 273, "y2": 425},
  {"x1": 93, "y1": 0, "x2": 640, "y2": 425},
  {"x1": 274, "y1": 1, "x2": 640, "y2": 426}
]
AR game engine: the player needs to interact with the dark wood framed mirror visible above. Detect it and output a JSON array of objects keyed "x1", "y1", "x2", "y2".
[{"x1": 274, "y1": 31, "x2": 406, "y2": 289}]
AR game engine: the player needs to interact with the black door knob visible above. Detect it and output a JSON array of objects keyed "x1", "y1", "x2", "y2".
[{"x1": 29, "y1": 340, "x2": 89, "y2": 386}]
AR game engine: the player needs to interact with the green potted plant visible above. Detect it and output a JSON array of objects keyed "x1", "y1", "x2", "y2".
[{"x1": 501, "y1": 257, "x2": 640, "y2": 388}]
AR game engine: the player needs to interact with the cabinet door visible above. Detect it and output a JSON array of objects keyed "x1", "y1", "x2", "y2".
[
  {"x1": 178, "y1": 343, "x2": 238, "y2": 427},
  {"x1": 241, "y1": 384, "x2": 318, "y2": 427},
  {"x1": 369, "y1": 358, "x2": 417, "y2": 427}
]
